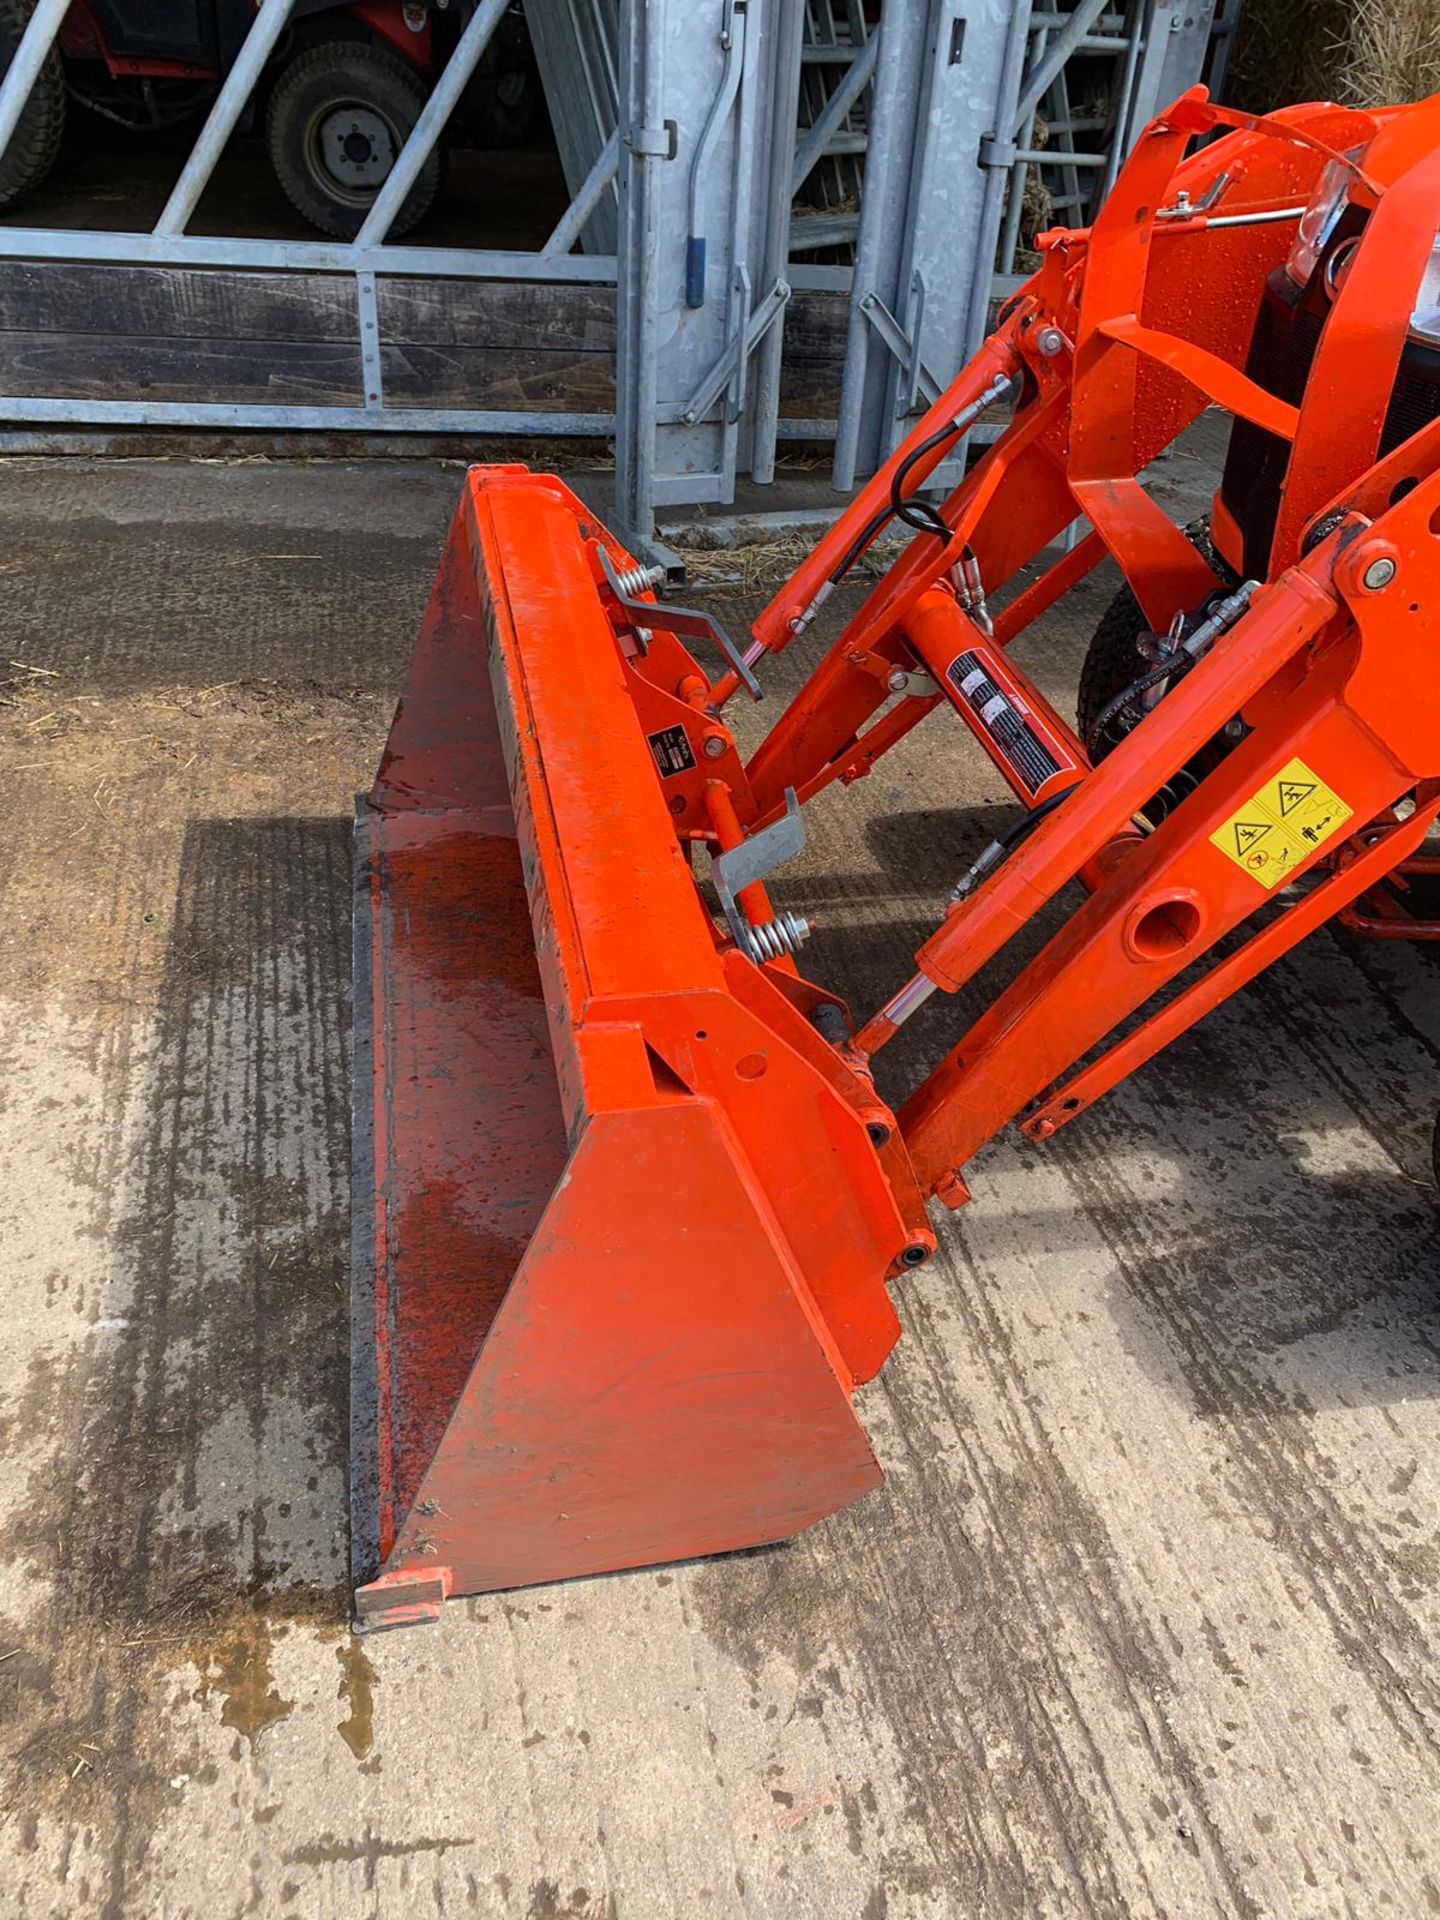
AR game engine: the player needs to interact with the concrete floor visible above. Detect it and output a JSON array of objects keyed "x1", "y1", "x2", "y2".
[{"x1": 2, "y1": 450, "x2": 1440, "y2": 1918}]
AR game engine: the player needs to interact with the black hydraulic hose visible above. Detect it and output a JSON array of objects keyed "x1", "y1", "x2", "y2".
[
  {"x1": 948, "y1": 782, "x2": 1085, "y2": 905},
  {"x1": 997, "y1": 782, "x2": 1080, "y2": 852},
  {"x1": 779, "y1": 372, "x2": 1015, "y2": 645},
  {"x1": 1085, "y1": 656, "x2": 1188, "y2": 757},
  {"x1": 1086, "y1": 580, "x2": 1258, "y2": 758},
  {"x1": 825, "y1": 414, "x2": 963, "y2": 589}
]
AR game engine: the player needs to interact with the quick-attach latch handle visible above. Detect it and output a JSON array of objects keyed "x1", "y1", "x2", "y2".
[
  {"x1": 711, "y1": 788, "x2": 811, "y2": 963},
  {"x1": 596, "y1": 544, "x2": 762, "y2": 701}
]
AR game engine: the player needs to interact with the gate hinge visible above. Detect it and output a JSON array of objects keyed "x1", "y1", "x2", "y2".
[
  {"x1": 978, "y1": 135, "x2": 1018, "y2": 169},
  {"x1": 624, "y1": 119, "x2": 678, "y2": 160}
]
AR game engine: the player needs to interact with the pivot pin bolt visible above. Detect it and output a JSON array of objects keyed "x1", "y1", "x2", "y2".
[
  {"x1": 1035, "y1": 326, "x2": 1065, "y2": 358},
  {"x1": 1363, "y1": 556, "x2": 1397, "y2": 591},
  {"x1": 702, "y1": 733, "x2": 729, "y2": 760}
]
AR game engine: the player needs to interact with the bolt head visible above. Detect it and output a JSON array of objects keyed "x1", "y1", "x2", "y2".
[
  {"x1": 1036, "y1": 326, "x2": 1065, "y2": 358},
  {"x1": 887, "y1": 668, "x2": 909, "y2": 693},
  {"x1": 702, "y1": 733, "x2": 729, "y2": 760},
  {"x1": 1363, "y1": 555, "x2": 1397, "y2": 591}
]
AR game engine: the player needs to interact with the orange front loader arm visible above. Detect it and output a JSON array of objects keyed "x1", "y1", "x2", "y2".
[{"x1": 353, "y1": 87, "x2": 1440, "y2": 1623}]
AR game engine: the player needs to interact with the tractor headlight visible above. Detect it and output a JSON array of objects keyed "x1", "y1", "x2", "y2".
[{"x1": 1284, "y1": 156, "x2": 1353, "y2": 286}]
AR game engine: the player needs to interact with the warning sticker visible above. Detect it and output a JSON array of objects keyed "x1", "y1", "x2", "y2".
[
  {"x1": 647, "y1": 723, "x2": 697, "y2": 778},
  {"x1": 1210, "y1": 756, "x2": 1353, "y2": 891}
]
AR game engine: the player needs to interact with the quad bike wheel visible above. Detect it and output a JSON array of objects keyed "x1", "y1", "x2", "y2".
[
  {"x1": 0, "y1": 0, "x2": 66, "y2": 213},
  {"x1": 266, "y1": 40, "x2": 443, "y2": 240},
  {"x1": 1077, "y1": 519, "x2": 1241, "y2": 823}
]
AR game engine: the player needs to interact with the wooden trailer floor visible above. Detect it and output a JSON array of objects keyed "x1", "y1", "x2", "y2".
[{"x1": 2, "y1": 449, "x2": 1440, "y2": 1918}]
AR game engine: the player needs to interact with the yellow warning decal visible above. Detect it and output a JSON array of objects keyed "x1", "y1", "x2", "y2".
[{"x1": 1210, "y1": 756, "x2": 1353, "y2": 891}]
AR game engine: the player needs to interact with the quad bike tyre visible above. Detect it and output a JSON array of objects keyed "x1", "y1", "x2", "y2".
[
  {"x1": 266, "y1": 40, "x2": 443, "y2": 240},
  {"x1": 0, "y1": 0, "x2": 65, "y2": 213}
]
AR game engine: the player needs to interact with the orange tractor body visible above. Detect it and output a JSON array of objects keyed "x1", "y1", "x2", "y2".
[{"x1": 352, "y1": 88, "x2": 1440, "y2": 1629}]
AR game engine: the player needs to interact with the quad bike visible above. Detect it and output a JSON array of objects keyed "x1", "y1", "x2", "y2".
[
  {"x1": 352, "y1": 86, "x2": 1440, "y2": 1628},
  {"x1": 0, "y1": 0, "x2": 539, "y2": 236}
]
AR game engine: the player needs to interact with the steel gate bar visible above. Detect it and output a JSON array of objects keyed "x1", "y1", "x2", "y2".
[
  {"x1": 0, "y1": 0, "x2": 625, "y2": 449},
  {"x1": 0, "y1": 0, "x2": 67, "y2": 160},
  {"x1": 155, "y1": 0, "x2": 296, "y2": 235},
  {"x1": 542, "y1": 129, "x2": 622, "y2": 258},
  {"x1": 355, "y1": 0, "x2": 510, "y2": 247}
]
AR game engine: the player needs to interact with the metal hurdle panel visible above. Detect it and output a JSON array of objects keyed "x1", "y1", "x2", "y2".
[
  {"x1": 0, "y1": 0, "x2": 618, "y2": 438},
  {"x1": 0, "y1": 0, "x2": 1238, "y2": 545}
]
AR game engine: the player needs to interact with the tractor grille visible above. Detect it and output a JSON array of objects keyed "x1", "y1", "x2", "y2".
[{"x1": 1379, "y1": 345, "x2": 1440, "y2": 458}]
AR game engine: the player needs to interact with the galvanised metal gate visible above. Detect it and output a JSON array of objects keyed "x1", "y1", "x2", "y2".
[{"x1": 0, "y1": 0, "x2": 1234, "y2": 554}]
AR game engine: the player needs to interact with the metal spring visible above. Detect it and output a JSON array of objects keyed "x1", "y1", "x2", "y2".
[
  {"x1": 613, "y1": 561, "x2": 667, "y2": 598},
  {"x1": 745, "y1": 910, "x2": 811, "y2": 963}
]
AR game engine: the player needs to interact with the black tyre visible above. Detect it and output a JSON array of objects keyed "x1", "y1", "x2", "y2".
[
  {"x1": 0, "y1": 0, "x2": 65, "y2": 213},
  {"x1": 1077, "y1": 520, "x2": 1241, "y2": 822},
  {"x1": 265, "y1": 40, "x2": 442, "y2": 241}
]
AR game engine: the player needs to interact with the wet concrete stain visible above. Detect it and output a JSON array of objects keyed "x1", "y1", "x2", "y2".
[
  {"x1": 336, "y1": 1635, "x2": 378, "y2": 1760},
  {"x1": 524, "y1": 1881, "x2": 618, "y2": 1920},
  {"x1": 0, "y1": 796, "x2": 358, "y2": 1911},
  {"x1": 194, "y1": 1611, "x2": 295, "y2": 1750},
  {"x1": 283, "y1": 1826, "x2": 474, "y2": 1893}
]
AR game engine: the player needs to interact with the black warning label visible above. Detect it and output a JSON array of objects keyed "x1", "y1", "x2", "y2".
[
  {"x1": 647, "y1": 723, "x2": 697, "y2": 777},
  {"x1": 947, "y1": 650, "x2": 1070, "y2": 795},
  {"x1": 1230, "y1": 819, "x2": 1274, "y2": 858},
  {"x1": 1277, "y1": 779, "x2": 1316, "y2": 816}
]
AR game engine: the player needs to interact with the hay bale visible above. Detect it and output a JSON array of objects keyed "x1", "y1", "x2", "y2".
[
  {"x1": 1227, "y1": 0, "x2": 1440, "y2": 111},
  {"x1": 1341, "y1": 0, "x2": 1440, "y2": 107}
]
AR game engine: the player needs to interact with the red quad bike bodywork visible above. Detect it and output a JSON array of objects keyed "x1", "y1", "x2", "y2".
[{"x1": 353, "y1": 89, "x2": 1440, "y2": 1628}]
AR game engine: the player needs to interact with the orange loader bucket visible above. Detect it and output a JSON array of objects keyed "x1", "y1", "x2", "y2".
[{"x1": 351, "y1": 470, "x2": 927, "y2": 1629}]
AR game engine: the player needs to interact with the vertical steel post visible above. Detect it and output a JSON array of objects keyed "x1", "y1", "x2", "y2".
[
  {"x1": 958, "y1": 2, "x2": 1035, "y2": 372},
  {"x1": 614, "y1": 0, "x2": 663, "y2": 550},
  {"x1": 830, "y1": 0, "x2": 931, "y2": 491},
  {"x1": 1124, "y1": 0, "x2": 1219, "y2": 142},
  {"x1": 715, "y1": 0, "x2": 765, "y2": 488},
  {"x1": 746, "y1": 0, "x2": 807, "y2": 485}
]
